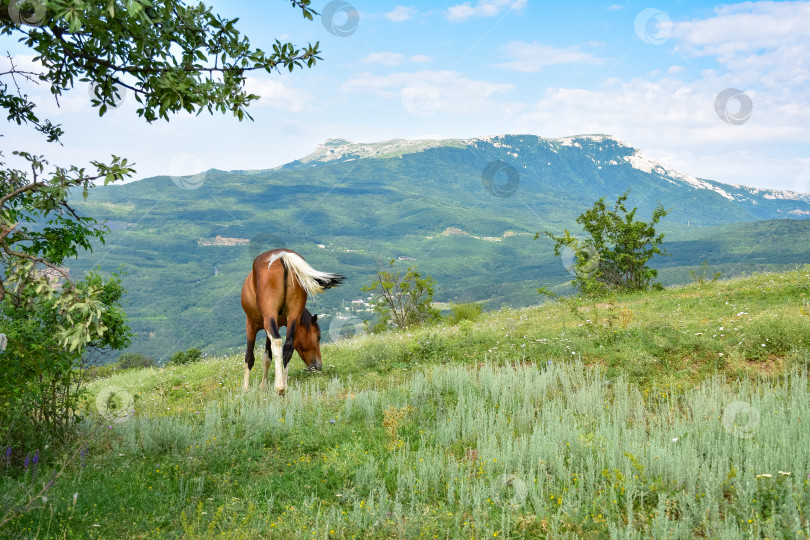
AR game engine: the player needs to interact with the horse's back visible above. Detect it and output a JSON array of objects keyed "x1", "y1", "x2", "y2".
[{"x1": 242, "y1": 249, "x2": 299, "y2": 323}]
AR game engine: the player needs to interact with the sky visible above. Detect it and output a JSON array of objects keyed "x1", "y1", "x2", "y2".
[{"x1": 3, "y1": 0, "x2": 810, "y2": 193}]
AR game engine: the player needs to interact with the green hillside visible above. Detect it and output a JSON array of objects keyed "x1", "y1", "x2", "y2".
[
  {"x1": 2, "y1": 268, "x2": 809, "y2": 538},
  {"x1": 64, "y1": 135, "x2": 810, "y2": 360}
]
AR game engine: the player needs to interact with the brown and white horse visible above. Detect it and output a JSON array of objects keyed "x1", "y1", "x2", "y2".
[{"x1": 241, "y1": 249, "x2": 344, "y2": 394}]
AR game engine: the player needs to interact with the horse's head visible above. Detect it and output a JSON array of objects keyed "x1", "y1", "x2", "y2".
[{"x1": 295, "y1": 311, "x2": 323, "y2": 372}]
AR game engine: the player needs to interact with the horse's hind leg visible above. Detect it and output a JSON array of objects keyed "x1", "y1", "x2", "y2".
[
  {"x1": 243, "y1": 319, "x2": 260, "y2": 391},
  {"x1": 262, "y1": 316, "x2": 285, "y2": 395}
]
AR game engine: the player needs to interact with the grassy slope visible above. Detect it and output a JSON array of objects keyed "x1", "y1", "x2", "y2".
[
  {"x1": 64, "y1": 142, "x2": 810, "y2": 361},
  {"x1": 2, "y1": 267, "x2": 810, "y2": 538},
  {"x1": 66, "y1": 212, "x2": 810, "y2": 362}
]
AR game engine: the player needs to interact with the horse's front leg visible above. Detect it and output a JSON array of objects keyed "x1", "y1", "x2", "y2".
[
  {"x1": 281, "y1": 319, "x2": 297, "y2": 390},
  {"x1": 260, "y1": 336, "x2": 272, "y2": 390}
]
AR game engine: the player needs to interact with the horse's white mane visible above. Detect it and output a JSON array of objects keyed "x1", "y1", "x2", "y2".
[{"x1": 266, "y1": 250, "x2": 340, "y2": 297}]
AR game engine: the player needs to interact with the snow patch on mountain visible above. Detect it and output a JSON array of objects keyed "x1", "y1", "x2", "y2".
[
  {"x1": 294, "y1": 138, "x2": 462, "y2": 165},
  {"x1": 623, "y1": 150, "x2": 736, "y2": 200}
]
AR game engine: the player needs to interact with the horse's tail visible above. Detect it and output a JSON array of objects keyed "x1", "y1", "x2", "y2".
[{"x1": 267, "y1": 251, "x2": 345, "y2": 296}]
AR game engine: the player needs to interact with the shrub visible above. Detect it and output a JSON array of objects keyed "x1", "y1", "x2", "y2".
[
  {"x1": 447, "y1": 302, "x2": 483, "y2": 324},
  {"x1": 169, "y1": 348, "x2": 203, "y2": 366},
  {"x1": 118, "y1": 352, "x2": 156, "y2": 370},
  {"x1": 0, "y1": 270, "x2": 131, "y2": 452},
  {"x1": 539, "y1": 190, "x2": 670, "y2": 295},
  {"x1": 689, "y1": 259, "x2": 722, "y2": 286},
  {"x1": 362, "y1": 260, "x2": 440, "y2": 332},
  {"x1": 742, "y1": 313, "x2": 810, "y2": 360}
]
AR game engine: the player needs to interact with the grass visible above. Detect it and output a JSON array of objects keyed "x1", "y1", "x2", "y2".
[{"x1": 1, "y1": 266, "x2": 809, "y2": 538}]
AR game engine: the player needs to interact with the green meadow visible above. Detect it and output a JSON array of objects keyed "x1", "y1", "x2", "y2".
[{"x1": 2, "y1": 267, "x2": 810, "y2": 538}]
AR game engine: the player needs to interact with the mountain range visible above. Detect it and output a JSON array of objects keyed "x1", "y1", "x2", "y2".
[{"x1": 67, "y1": 134, "x2": 810, "y2": 360}]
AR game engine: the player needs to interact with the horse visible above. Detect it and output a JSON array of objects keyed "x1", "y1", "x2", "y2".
[{"x1": 241, "y1": 249, "x2": 344, "y2": 395}]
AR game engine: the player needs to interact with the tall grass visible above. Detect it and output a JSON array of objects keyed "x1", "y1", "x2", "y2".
[
  {"x1": 2, "y1": 268, "x2": 809, "y2": 538},
  {"x1": 4, "y1": 361, "x2": 807, "y2": 538}
]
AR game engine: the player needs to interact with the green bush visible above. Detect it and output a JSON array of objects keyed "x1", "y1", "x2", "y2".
[
  {"x1": 742, "y1": 313, "x2": 810, "y2": 360},
  {"x1": 169, "y1": 348, "x2": 203, "y2": 366},
  {"x1": 0, "y1": 270, "x2": 131, "y2": 453},
  {"x1": 447, "y1": 302, "x2": 483, "y2": 324},
  {"x1": 118, "y1": 352, "x2": 156, "y2": 370},
  {"x1": 363, "y1": 260, "x2": 441, "y2": 331},
  {"x1": 540, "y1": 190, "x2": 670, "y2": 295}
]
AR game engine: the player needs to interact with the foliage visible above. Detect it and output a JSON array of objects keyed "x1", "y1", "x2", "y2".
[
  {"x1": 447, "y1": 302, "x2": 482, "y2": 324},
  {"x1": 118, "y1": 352, "x2": 156, "y2": 370},
  {"x1": 0, "y1": 0, "x2": 319, "y2": 128},
  {"x1": 0, "y1": 0, "x2": 320, "y2": 455},
  {"x1": 539, "y1": 191, "x2": 670, "y2": 295},
  {"x1": 690, "y1": 259, "x2": 723, "y2": 285},
  {"x1": 0, "y1": 270, "x2": 131, "y2": 451},
  {"x1": 169, "y1": 347, "x2": 203, "y2": 366},
  {"x1": 0, "y1": 152, "x2": 135, "y2": 345},
  {"x1": 362, "y1": 260, "x2": 440, "y2": 332}
]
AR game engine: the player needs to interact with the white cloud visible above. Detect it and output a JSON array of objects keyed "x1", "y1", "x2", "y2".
[
  {"x1": 496, "y1": 41, "x2": 605, "y2": 73},
  {"x1": 342, "y1": 70, "x2": 516, "y2": 115},
  {"x1": 360, "y1": 53, "x2": 433, "y2": 66},
  {"x1": 607, "y1": 4, "x2": 623, "y2": 11},
  {"x1": 446, "y1": 0, "x2": 527, "y2": 21},
  {"x1": 243, "y1": 77, "x2": 312, "y2": 112},
  {"x1": 510, "y1": 75, "x2": 810, "y2": 188},
  {"x1": 674, "y1": 2, "x2": 810, "y2": 56},
  {"x1": 385, "y1": 5, "x2": 417, "y2": 22},
  {"x1": 361, "y1": 52, "x2": 407, "y2": 66},
  {"x1": 673, "y1": 2, "x2": 810, "y2": 91}
]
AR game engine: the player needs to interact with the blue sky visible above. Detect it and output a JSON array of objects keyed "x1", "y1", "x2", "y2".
[{"x1": 4, "y1": 0, "x2": 810, "y2": 192}]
